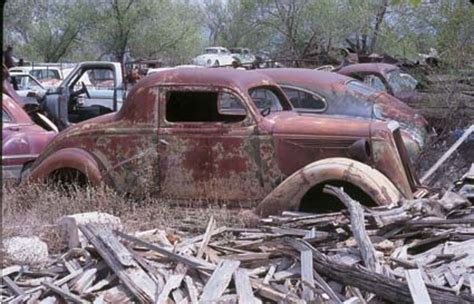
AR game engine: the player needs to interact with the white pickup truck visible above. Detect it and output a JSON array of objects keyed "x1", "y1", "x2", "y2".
[{"x1": 40, "y1": 61, "x2": 126, "y2": 130}]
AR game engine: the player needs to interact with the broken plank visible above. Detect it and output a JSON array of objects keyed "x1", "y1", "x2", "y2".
[
  {"x1": 41, "y1": 281, "x2": 88, "y2": 304},
  {"x1": 233, "y1": 268, "x2": 258, "y2": 304},
  {"x1": 324, "y1": 185, "x2": 382, "y2": 274},
  {"x1": 250, "y1": 279, "x2": 303, "y2": 304},
  {"x1": 300, "y1": 249, "x2": 315, "y2": 302},
  {"x1": 79, "y1": 224, "x2": 156, "y2": 303},
  {"x1": 115, "y1": 230, "x2": 215, "y2": 271},
  {"x1": 200, "y1": 260, "x2": 240, "y2": 302},
  {"x1": 184, "y1": 275, "x2": 199, "y2": 304},
  {"x1": 421, "y1": 124, "x2": 474, "y2": 183},
  {"x1": 196, "y1": 216, "x2": 215, "y2": 259},
  {"x1": 157, "y1": 274, "x2": 185, "y2": 304},
  {"x1": 405, "y1": 269, "x2": 432, "y2": 304}
]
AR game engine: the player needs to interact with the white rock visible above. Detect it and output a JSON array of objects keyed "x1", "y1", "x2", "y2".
[
  {"x1": 3, "y1": 236, "x2": 49, "y2": 265},
  {"x1": 58, "y1": 212, "x2": 122, "y2": 248}
]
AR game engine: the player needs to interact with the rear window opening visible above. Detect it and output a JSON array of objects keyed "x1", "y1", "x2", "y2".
[{"x1": 166, "y1": 91, "x2": 246, "y2": 123}]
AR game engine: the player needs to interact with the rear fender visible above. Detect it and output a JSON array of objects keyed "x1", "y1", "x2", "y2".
[
  {"x1": 253, "y1": 157, "x2": 402, "y2": 217},
  {"x1": 28, "y1": 148, "x2": 102, "y2": 185}
]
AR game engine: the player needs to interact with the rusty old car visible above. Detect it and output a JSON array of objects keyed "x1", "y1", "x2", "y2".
[
  {"x1": 27, "y1": 68, "x2": 420, "y2": 216},
  {"x1": 333, "y1": 63, "x2": 474, "y2": 121},
  {"x1": 257, "y1": 68, "x2": 432, "y2": 160},
  {"x1": 2, "y1": 94, "x2": 57, "y2": 180}
]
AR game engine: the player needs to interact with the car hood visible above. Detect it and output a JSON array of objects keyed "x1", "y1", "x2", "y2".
[
  {"x1": 261, "y1": 111, "x2": 371, "y2": 138},
  {"x1": 373, "y1": 92, "x2": 429, "y2": 134}
]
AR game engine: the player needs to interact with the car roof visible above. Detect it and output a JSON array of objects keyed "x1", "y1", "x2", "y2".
[
  {"x1": 338, "y1": 63, "x2": 398, "y2": 74},
  {"x1": 137, "y1": 67, "x2": 279, "y2": 92},
  {"x1": 257, "y1": 68, "x2": 352, "y2": 88}
]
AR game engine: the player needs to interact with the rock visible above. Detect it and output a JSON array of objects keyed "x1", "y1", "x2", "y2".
[
  {"x1": 58, "y1": 212, "x2": 122, "y2": 248},
  {"x1": 375, "y1": 239, "x2": 395, "y2": 252},
  {"x1": 2, "y1": 236, "x2": 49, "y2": 265}
]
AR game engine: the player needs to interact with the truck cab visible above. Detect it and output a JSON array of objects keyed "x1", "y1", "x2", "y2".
[{"x1": 40, "y1": 61, "x2": 125, "y2": 130}]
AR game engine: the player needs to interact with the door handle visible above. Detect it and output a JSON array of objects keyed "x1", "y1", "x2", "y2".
[{"x1": 159, "y1": 139, "x2": 169, "y2": 146}]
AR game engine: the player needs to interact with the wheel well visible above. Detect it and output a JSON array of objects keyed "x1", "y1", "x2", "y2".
[
  {"x1": 299, "y1": 180, "x2": 376, "y2": 213},
  {"x1": 48, "y1": 167, "x2": 89, "y2": 186}
]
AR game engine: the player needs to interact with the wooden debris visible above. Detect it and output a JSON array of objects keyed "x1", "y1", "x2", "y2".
[
  {"x1": 1, "y1": 186, "x2": 473, "y2": 303},
  {"x1": 406, "y1": 269, "x2": 432, "y2": 304}
]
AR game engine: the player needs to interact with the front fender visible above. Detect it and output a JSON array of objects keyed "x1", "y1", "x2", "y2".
[
  {"x1": 27, "y1": 148, "x2": 103, "y2": 185},
  {"x1": 253, "y1": 157, "x2": 403, "y2": 217}
]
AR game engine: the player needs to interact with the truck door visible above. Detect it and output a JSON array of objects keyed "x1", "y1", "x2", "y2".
[
  {"x1": 158, "y1": 86, "x2": 265, "y2": 201},
  {"x1": 43, "y1": 62, "x2": 124, "y2": 130}
]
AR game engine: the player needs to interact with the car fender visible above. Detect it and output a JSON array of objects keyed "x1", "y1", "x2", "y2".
[
  {"x1": 27, "y1": 148, "x2": 103, "y2": 185},
  {"x1": 253, "y1": 157, "x2": 403, "y2": 217}
]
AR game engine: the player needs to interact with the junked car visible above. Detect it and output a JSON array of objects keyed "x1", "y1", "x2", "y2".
[
  {"x1": 2, "y1": 94, "x2": 57, "y2": 181},
  {"x1": 9, "y1": 65, "x2": 75, "y2": 89},
  {"x1": 257, "y1": 68, "x2": 432, "y2": 161},
  {"x1": 229, "y1": 48, "x2": 256, "y2": 67},
  {"x1": 9, "y1": 72, "x2": 47, "y2": 105},
  {"x1": 335, "y1": 63, "x2": 474, "y2": 120},
  {"x1": 192, "y1": 47, "x2": 238, "y2": 67},
  {"x1": 27, "y1": 68, "x2": 421, "y2": 216}
]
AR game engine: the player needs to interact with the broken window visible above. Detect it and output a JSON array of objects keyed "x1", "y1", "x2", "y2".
[
  {"x1": 166, "y1": 90, "x2": 246, "y2": 123},
  {"x1": 282, "y1": 87, "x2": 326, "y2": 112}
]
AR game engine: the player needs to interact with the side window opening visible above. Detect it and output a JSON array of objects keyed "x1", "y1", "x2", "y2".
[
  {"x1": 283, "y1": 87, "x2": 326, "y2": 112},
  {"x1": 249, "y1": 87, "x2": 286, "y2": 112},
  {"x1": 166, "y1": 91, "x2": 246, "y2": 123}
]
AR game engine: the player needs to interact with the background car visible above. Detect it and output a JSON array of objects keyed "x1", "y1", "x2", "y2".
[
  {"x1": 258, "y1": 68, "x2": 433, "y2": 161},
  {"x1": 2, "y1": 94, "x2": 57, "y2": 181},
  {"x1": 9, "y1": 72, "x2": 47, "y2": 105},
  {"x1": 229, "y1": 48, "x2": 256, "y2": 67},
  {"x1": 192, "y1": 47, "x2": 237, "y2": 67}
]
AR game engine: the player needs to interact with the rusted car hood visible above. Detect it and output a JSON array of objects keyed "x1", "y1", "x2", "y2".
[
  {"x1": 374, "y1": 92, "x2": 428, "y2": 131},
  {"x1": 261, "y1": 111, "x2": 370, "y2": 137}
]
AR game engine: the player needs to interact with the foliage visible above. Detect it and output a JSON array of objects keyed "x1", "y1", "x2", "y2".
[{"x1": 3, "y1": 0, "x2": 473, "y2": 66}]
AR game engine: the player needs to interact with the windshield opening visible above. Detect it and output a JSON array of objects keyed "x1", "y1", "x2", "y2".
[{"x1": 387, "y1": 69, "x2": 414, "y2": 95}]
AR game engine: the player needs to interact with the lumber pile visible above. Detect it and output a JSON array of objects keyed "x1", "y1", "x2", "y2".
[{"x1": 2, "y1": 186, "x2": 473, "y2": 303}]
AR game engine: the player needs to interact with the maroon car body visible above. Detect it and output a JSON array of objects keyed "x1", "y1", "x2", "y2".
[
  {"x1": 2, "y1": 94, "x2": 57, "y2": 180},
  {"x1": 258, "y1": 68, "x2": 431, "y2": 160},
  {"x1": 27, "y1": 68, "x2": 419, "y2": 216}
]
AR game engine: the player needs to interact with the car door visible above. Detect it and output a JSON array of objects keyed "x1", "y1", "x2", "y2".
[
  {"x1": 2, "y1": 108, "x2": 29, "y2": 179},
  {"x1": 157, "y1": 86, "x2": 264, "y2": 201}
]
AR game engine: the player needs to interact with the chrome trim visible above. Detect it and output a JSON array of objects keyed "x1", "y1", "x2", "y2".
[
  {"x1": 389, "y1": 122, "x2": 419, "y2": 190},
  {"x1": 2, "y1": 154, "x2": 39, "y2": 160}
]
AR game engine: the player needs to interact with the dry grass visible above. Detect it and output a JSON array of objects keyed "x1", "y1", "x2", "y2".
[{"x1": 2, "y1": 183, "x2": 248, "y2": 256}]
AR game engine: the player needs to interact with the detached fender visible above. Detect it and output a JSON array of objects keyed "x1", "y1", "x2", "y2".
[
  {"x1": 253, "y1": 157, "x2": 403, "y2": 217},
  {"x1": 27, "y1": 148, "x2": 102, "y2": 185}
]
